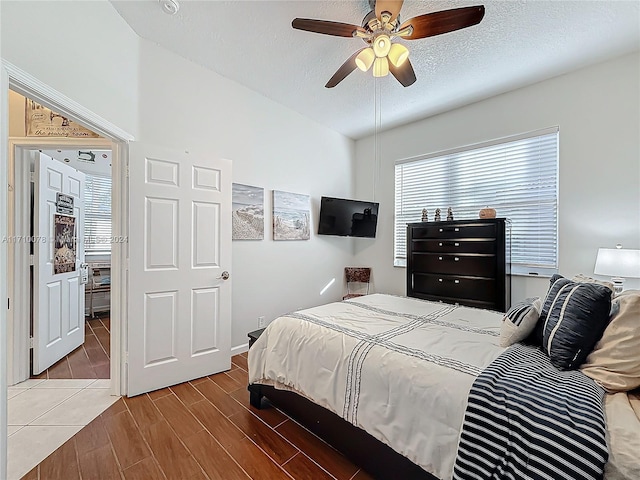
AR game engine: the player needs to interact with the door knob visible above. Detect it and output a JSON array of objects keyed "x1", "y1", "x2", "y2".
[{"x1": 218, "y1": 271, "x2": 230, "y2": 280}]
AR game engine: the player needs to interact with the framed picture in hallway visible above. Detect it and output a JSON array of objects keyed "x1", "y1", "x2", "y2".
[
  {"x1": 25, "y1": 98, "x2": 100, "y2": 138},
  {"x1": 53, "y1": 214, "x2": 77, "y2": 274}
]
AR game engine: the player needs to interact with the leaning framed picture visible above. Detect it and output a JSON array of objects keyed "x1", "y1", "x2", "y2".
[{"x1": 272, "y1": 190, "x2": 310, "y2": 241}]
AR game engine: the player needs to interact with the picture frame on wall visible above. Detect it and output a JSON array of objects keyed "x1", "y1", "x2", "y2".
[
  {"x1": 25, "y1": 98, "x2": 100, "y2": 138},
  {"x1": 272, "y1": 190, "x2": 310, "y2": 241},
  {"x1": 232, "y1": 183, "x2": 265, "y2": 240}
]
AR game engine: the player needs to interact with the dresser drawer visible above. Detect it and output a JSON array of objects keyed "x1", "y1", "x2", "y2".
[
  {"x1": 411, "y1": 253, "x2": 496, "y2": 277},
  {"x1": 411, "y1": 274, "x2": 496, "y2": 303},
  {"x1": 410, "y1": 238, "x2": 496, "y2": 254},
  {"x1": 410, "y1": 223, "x2": 496, "y2": 240}
]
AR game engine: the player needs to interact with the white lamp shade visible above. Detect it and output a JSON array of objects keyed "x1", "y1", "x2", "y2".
[
  {"x1": 372, "y1": 34, "x2": 392, "y2": 58},
  {"x1": 373, "y1": 57, "x2": 389, "y2": 77},
  {"x1": 388, "y1": 43, "x2": 409, "y2": 67},
  {"x1": 355, "y1": 48, "x2": 375, "y2": 72},
  {"x1": 594, "y1": 248, "x2": 640, "y2": 278}
]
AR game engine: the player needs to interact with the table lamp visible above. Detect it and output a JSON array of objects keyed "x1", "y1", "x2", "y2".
[{"x1": 594, "y1": 245, "x2": 640, "y2": 293}]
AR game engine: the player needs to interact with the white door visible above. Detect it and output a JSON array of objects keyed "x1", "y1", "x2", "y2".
[
  {"x1": 33, "y1": 153, "x2": 86, "y2": 374},
  {"x1": 127, "y1": 143, "x2": 232, "y2": 396}
]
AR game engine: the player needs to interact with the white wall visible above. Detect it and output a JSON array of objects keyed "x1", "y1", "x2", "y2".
[
  {"x1": 137, "y1": 41, "x2": 355, "y2": 346},
  {"x1": 0, "y1": 1, "x2": 139, "y2": 138},
  {"x1": 354, "y1": 52, "x2": 640, "y2": 302}
]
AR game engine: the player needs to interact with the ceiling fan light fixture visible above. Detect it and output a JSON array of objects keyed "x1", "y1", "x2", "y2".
[
  {"x1": 373, "y1": 57, "x2": 390, "y2": 77},
  {"x1": 355, "y1": 48, "x2": 376, "y2": 72},
  {"x1": 372, "y1": 34, "x2": 392, "y2": 57},
  {"x1": 395, "y1": 25, "x2": 414, "y2": 37},
  {"x1": 388, "y1": 43, "x2": 409, "y2": 67}
]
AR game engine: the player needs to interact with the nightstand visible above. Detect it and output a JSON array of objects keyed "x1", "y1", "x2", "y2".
[{"x1": 248, "y1": 328, "x2": 265, "y2": 349}]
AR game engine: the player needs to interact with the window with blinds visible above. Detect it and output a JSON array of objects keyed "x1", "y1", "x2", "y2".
[
  {"x1": 84, "y1": 174, "x2": 112, "y2": 254},
  {"x1": 394, "y1": 128, "x2": 559, "y2": 275}
]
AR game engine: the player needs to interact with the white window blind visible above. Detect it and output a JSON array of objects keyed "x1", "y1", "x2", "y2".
[
  {"x1": 394, "y1": 128, "x2": 558, "y2": 274},
  {"x1": 84, "y1": 174, "x2": 112, "y2": 254}
]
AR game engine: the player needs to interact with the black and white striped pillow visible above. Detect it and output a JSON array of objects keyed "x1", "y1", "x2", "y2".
[
  {"x1": 500, "y1": 297, "x2": 542, "y2": 347},
  {"x1": 541, "y1": 279, "x2": 612, "y2": 370}
]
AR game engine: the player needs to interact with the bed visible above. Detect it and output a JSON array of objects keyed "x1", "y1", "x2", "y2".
[{"x1": 248, "y1": 293, "x2": 640, "y2": 480}]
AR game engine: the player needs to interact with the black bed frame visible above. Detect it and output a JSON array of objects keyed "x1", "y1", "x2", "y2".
[{"x1": 248, "y1": 383, "x2": 438, "y2": 480}]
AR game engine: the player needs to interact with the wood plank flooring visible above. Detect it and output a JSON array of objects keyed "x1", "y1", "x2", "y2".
[
  {"x1": 21, "y1": 353, "x2": 375, "y2": 480},
  {"x1": 32, "y1": 315, "x2": 110, "y2": 380}
]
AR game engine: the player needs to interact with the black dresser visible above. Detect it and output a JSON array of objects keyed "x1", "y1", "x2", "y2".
[{"x1": 406, "y1": 218, "x2": 511, "y2": 312}]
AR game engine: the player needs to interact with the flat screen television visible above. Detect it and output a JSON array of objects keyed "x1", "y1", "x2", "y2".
[{"x1": 318, "y1": 196, "x2": 379, "y2": 238}]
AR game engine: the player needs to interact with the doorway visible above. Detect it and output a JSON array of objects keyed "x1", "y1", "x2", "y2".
[
  {"x1": 8, "y1": 138, "x2": 114, "y2": 386},
  {"x1": 26, "y1": 146, "x2": 114, "y2": 381}
]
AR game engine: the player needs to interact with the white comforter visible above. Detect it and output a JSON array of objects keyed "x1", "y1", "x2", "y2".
[{"x1": 248, "y1": 294, "x2": 505, "y2": 480}]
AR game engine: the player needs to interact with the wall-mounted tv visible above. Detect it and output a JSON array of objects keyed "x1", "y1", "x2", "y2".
[{"x1": 318, "y1": 196, "x2": 379, "y2": 238}]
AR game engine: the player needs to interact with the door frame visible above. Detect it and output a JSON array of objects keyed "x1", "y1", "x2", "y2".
[
  {"x1": 9, "y1": 138, "x2": 112, "y2": 384},
  {"x1": 1, "y1": 59, "x2": 134, "y2": 444}
]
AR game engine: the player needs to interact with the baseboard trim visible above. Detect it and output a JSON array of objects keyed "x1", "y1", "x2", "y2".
[{"x1": 232, "y1": 343, "x2": 249, "y2": 356}]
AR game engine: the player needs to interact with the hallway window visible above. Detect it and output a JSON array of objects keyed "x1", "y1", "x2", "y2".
[{"x1": 84, "y1": 174, "x2": 111, "y2": 254}]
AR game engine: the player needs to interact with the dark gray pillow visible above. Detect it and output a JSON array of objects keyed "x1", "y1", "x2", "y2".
[{"x1": 541, "y1": 278, "x2": 612, "y2": 370}]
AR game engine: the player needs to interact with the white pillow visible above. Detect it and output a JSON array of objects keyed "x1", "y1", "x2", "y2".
[
  {"x1": 500, "y1": 297, "x2": 542, "y2": 347},
  {"x1": 572, "y1": 273, "x2": 615, "y2": 299}
]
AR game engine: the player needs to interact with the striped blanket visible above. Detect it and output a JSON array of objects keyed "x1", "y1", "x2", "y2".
[{"x1": 453, "y1": 344, "x2": 608, "y2": 480}]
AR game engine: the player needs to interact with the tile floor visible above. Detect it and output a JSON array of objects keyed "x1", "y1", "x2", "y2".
[{"x1": 7, "y1": 378, "x2": 117, "y2": 480}]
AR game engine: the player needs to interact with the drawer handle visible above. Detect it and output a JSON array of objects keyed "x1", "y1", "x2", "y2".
[
  {"x1": 440, "y1": 227, "x2": 461, "y2": 233},
  {"x1": 438, "y1": 242, "x2": 460, "y2": 247},
  {"x1": 439, "y1": 256, "x2": 443, "y2": 260},
  {"x1": 454, "y1": 257, "x2": 459, "y2": 261},
  {"x1": 438, "y1": 278, "x2": 460, "y2": 284}
]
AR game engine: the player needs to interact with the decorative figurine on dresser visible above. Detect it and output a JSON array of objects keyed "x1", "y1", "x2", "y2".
[
  {"x1": 446, "y1": 207, "x2": 454, "y2": 221},
  {"x1": 421, "y1": 208, "x2": 428, "y2": 222},
  {"x1": 434, "y1": 208, "x2": 441, "y2": 221},
  {"x1": 406, "y1": 218, "x2": 511, "y2": 312}
]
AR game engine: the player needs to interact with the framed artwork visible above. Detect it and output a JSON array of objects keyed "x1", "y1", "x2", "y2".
[
  {"x1": 272, "y1": 190, "x2": 310, "y2": 241},
  {"x1": 54, "y1": 214, "x2": 77, "y2": 274},
  {"x1": 25, "y1": 98, "x2": 100, "y2": 138},
  {"x1": 232, "y1": 183, "x2": 264, "y2": 240}
]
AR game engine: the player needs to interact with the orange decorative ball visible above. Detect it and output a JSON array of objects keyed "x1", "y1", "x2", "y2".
[{"x1": 479, "y1": 207, "x2": 496, "y2": 219}]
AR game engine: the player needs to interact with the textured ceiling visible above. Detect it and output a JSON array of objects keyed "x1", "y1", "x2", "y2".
[{"x1": 110, "y1": 0, "x2": 640, "y2": 139}]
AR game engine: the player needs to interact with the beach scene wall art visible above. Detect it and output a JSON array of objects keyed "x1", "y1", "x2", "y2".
[
  {"x1": 232, "y1": 183, "x2": 264, "y2": 240},
  {"x1": 272, "y1": 190, "x2": 310, "y2": 241}
]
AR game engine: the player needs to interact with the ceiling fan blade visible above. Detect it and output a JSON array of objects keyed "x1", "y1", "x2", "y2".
[
  {"x1": 292, "y1": 18, "x2": 364, "y2": 37},
  {"x1": 389, "y1": 58, "x2": 416, "y2": 87},
  {"x1": 325, "y1": 49, "x2": 364, "y2": 88},
  {"x1": 375, "y1": 0, "x2": 404, "y2": 22},
  {"x1": 399, "y1": 5, "x2": 485, "y2": 40}
]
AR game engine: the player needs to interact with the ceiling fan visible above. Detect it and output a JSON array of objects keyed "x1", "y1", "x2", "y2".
[{"x1": 292, "y1": 1, "x2": 485, "y2": 88}]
